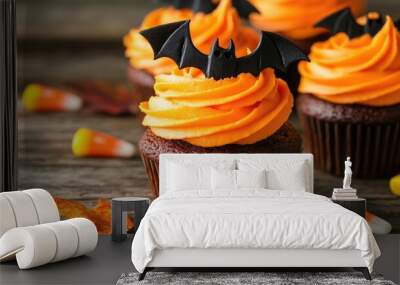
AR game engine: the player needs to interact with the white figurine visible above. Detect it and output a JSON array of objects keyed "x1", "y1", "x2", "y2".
[
  {"x1": 343, "y1": 157, "x2": 352, "y2": 189},
  {"x1": 332, "y1": 157, "x2": 357, "y2": 199}
]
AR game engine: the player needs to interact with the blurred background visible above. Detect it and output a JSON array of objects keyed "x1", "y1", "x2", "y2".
[{"x1": 16, "y1": 0, "x2": 400, "y2": 86}]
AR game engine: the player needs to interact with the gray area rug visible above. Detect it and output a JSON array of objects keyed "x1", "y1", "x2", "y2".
[{"x1": 117, "y1": 272, "x2": 395, "y2": 285}]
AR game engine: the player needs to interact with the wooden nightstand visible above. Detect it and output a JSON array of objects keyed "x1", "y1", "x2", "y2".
[{"x1": 331, "y1": 198, "x2": 366, "y2": 218}]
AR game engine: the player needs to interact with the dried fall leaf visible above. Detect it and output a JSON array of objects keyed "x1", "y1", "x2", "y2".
[
  {"x1": 54, "y1": 197, "x2": 134, "y2": 235},
  {"x1": 69, "y1": 80, "x2": 140, "y2": 115},
  {"x1": 54, "y1": 197, "x2": 92, "y2": 220}
]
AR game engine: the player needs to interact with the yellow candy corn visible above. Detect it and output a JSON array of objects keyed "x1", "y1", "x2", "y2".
[
  {"x1": 389, "y1": 174, "x2": 400, "y2": 197},
  {"x1": 72, "y1": 128, "x2": 135, "y2": 158},
  {"x1": 22, "y1": 84, "x2": 82, "y2": 112}
]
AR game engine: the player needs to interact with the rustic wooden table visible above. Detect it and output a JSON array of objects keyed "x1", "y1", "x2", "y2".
[
  {"x1": 17, "y1": 111, "x2": 400, "y2": 232},
  {"x1": 15, "y1": 0, "x2": 400, "y2": 233}
]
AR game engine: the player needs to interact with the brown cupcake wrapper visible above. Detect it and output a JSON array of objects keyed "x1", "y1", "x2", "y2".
[
  {"x1": 299, "y1": 112, "x2": 400, "y2": 178},
  {"x1": 140, "y1": 151, "x2": 160, "y2": 198}
]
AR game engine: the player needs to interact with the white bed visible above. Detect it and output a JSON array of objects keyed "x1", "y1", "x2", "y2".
[{"x1": 131, "y1": 154, "x2": 380, "y2": 280}]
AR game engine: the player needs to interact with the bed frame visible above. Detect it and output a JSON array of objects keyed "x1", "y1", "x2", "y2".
[{"x1": 139, "y1": 154, "x2": 371, "y2": 281}]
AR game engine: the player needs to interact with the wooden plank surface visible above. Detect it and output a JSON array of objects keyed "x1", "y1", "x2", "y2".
[
  {"x1": 17, "y1": 111, "x2": 400, "y2": 232},
  {"x1": 17, "y1": 44, "x2": 127, "y2": 87},
  {"x1": 16, "y1": 0, "x2": 152, "y2": 42},
  {"x1": 18, "y1": 112, "x2": 149, "y2": 201},
  {"x1": 15, "y1": 0, "x2": 400, "y2": 232}
]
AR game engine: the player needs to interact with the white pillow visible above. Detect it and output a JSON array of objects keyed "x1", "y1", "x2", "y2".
[
  {"x1": 166, "y1": 160, "x2": 236, "y2": 192},
  {"x1": 211, "y1": 168, "x2": 236, "y2": 190},
  {"x1": 211, "y1": 169, "x2": 267, "y2": 190},
  {"x1": 236, "y1": 169, "x2": 267, "y2": 189},
  {"x1": 238, "y1": 159, "x2": 308, "y2": 191},
  {"x1": 167, "y1": 162, "x2": 211, "y2": 191},
  {"x1": 266, "y1": 163, "x2": 307, "y2": 191}
]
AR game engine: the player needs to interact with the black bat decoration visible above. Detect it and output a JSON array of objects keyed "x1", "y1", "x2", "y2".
[
  {"x1": 140, "y1": 20, "x2": 308, "y2": 80},
  {"x1": 315, "y1": 7, "x2": 390, "y2": 39},
  {"x1": 231, "y1": 0, "x2": 259, "y2": 19},
  {"x1": 395, "y1": 19, "x2": 400, "y2": 30},
  {"x1": 156, "y1": 0, "x2": 259, "y2": 19}
]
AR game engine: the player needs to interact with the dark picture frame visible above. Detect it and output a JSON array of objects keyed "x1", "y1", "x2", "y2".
[{"x1": 0, "y1": 0, "x2": 17, "y2": 192}]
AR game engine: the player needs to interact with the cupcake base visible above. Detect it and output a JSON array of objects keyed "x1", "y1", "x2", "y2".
[
  {"x1": 127, "y1": 65, "x2": 155, "y2": 102},
  {"x1": 139, "y1": 123, "x2": 302, "y2": 197},
  {"x1": 297, "y1": 94, "x2": 400, "y2": 178}
]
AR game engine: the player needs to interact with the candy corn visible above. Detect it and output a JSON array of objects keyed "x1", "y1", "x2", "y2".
[
  {"x1": 389, "y1": 174, "x2": 400, "y2": 197},
  {"x1": 72, "y1": 128, "x2": 135, "y2": 158},
  {"x1": 22, "y1": 84, "x2": 82, "y2": 112},
  {"x1": 366, "y1": 211, "x2": 392, "y2": 234}
]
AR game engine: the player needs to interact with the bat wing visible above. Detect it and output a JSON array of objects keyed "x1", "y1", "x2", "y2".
[
  {"x1": 139, "y1": 21, "x2": 209, "y2": 73},
  {"x1": 231, "y1": 0, "x2": 259, "y2": 19},
  {"x1": 365, "y1": 16, "x2": 384, "y2": 37},
  {"x1": 395, "y1": 19, "x2": 400, "y2": 31},
  {"x1": 236, "y1": 31, "x2": 308, "y2": 76},
  {"x1": 315, "y1": 7, "x2": 364, "y2": 38},
  {"x1": 191, "y1": 0, "x2": 217, "y2": 14}
]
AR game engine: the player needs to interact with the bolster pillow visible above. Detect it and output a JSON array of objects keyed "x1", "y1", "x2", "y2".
[
  {"x1": 0, "y1": 189, "x2": 60, "y2": 237},
  {"x1": 0, "y1": 218, "x2": 98, "y2": 269}
]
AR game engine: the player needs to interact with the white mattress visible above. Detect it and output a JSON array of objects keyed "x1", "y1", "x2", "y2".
[{"x1": 131, "y1": 190, "x2": 380, "y2": 273}]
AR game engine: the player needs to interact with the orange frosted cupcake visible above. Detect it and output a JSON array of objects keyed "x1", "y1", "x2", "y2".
[
  {"x1": 249, "y1": 0, "x2": 365, "y2": 52},
  {"x1": 140, "y1": 68, "x2": 302, "y2": 196},
  {"x1": 136, "y1": 19, "x2": 308, "y2": 196},
  {"x1": 124, "y1": 0, "x2": 259, "y2": 101},
  {"x1": 297, "y1": 11, "x2": 400, "y2": 178}
]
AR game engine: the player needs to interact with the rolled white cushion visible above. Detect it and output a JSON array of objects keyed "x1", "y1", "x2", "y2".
[
  {"x1": 0, "y1": 189, "x2": 60, "y2": 239},
  {"x1": 42, "y1": 222, "x2": 79, "y2": 262},
  {"x1": 0, "y1": 196, "x2": 17, "y2": 238},
  {"x1": 0, "y1": 191, "x2": 39, "y2": 227},
  {"x1": 23, "y1": 189, "x2": 59, "y2": 224},
  {"x1": 66, "y1": 218, "x2": 98, "y2": 257},
  {"x1": 0, "y1": 218, "x2": 98, "y2": 269},
  {"x1": 0, "y1": 226, "x2": 57, "y2": 268}
]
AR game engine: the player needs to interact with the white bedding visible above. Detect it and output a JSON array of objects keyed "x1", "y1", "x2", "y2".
[{"x1": 131, "y1": 190, "x2": 380, "y2": 273}]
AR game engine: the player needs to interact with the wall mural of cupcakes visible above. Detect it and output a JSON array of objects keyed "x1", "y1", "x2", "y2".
[
  {"x1": 297, "y1": 8, "x2": 400, "y2": 178},
  {"x1": 123, "y1": 0, "x2": 260, "y2": 102},
  {"x1": 136, "y1": 19, "x2": 308, "y2": 197}
]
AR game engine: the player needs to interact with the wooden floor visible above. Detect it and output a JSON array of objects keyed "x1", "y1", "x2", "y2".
[{"x1": 17, "y1": 111, "x2": 400, "y2": 232}]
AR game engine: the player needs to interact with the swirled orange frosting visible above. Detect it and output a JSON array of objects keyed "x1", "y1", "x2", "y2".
[
  {"x1": 298, "y1": 16, "x2": 400, "y2": 106},
  {"x1": 249, "y1": 0, "x2": 365, "y2": 40},
  {"x1": 124, "y1": 0, "x2": 259, "y2": 76},
  {"x1": 139, "y1": 68, "x2": 293, "y2": 147}
]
